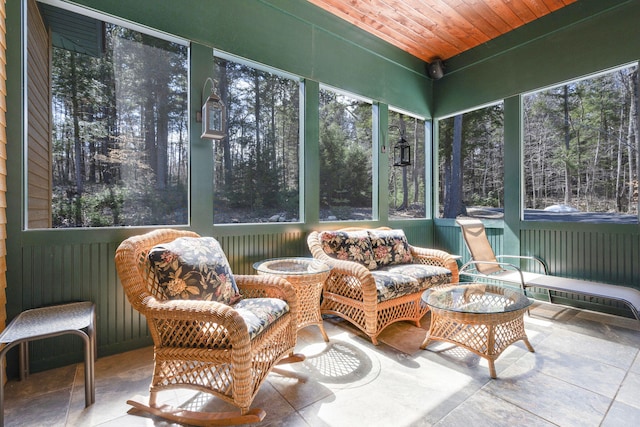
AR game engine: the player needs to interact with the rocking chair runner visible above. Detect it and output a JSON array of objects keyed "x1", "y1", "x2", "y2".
[
  {"x1": 456, "y1": 218, "x2": 640, "y2": 320},
  {"x1": 115, "y1": 229, "x2": 303, "y2": 426}
]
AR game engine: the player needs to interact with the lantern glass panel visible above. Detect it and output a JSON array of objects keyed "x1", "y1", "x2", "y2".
[{"x1": 202, "y1": 95, "x2": 225, "y2": 139}]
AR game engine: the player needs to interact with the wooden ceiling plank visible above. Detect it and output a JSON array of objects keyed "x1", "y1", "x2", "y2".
[
  {"x1": 428, "y1": 0, "x2": 493, "y2": 45},
  {"x1": 306, "y1": 0, "x2": 577, "y2": 62},
  {"x1": 521, "y1": 0, "x2": 552, "y2": 17},
  {"x1": 307, "y1": 0, "x2": 426, "y2": 56},
  {"x1": 479, "y1": 0, "x2": 527, "y2": 27},
  {"x1": 377, "y1": 0, "x2": 464, "y2": 52},
  {"x1": 541, "y1": 0, "x2": 575, "y2": 11},
  {"x1": 454, "y1": 0, "x2": 512, "y2": 38},
  {"x1": 501, "y1": 0, "x2": 538, "y2": 22}
]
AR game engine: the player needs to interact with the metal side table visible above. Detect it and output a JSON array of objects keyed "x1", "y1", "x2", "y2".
[{"x1": 0, "y1": 301, "x2": 96, "y2": 426}]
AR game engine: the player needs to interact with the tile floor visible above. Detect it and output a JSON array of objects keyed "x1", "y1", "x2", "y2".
[{"x1": 3, "y1": 301, "x2": 640, "y2": 427}]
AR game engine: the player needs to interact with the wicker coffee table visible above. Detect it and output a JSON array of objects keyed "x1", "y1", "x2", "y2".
[
  {"x1": 420, "y1": 283, "x2": 534, "y2": 378},
  {"x1": 254, "y1": 257, "x2": 331, "y2": 341}
]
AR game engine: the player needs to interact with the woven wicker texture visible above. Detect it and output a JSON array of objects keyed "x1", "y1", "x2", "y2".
[
  {"x1": 115, "y1": 229, "x2": 299, "y2": 416},
  {"x1": 255, "y1": 257, "x2": 331, "y2": 341},
  {"x1": 308, "y1": 227, "x2": 459, "y2": 345},
  {"x1": 421, "y1": 283, "x2": 534, "y2": 378}
]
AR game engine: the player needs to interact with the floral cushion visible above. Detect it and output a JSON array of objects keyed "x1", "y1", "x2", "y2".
[
  {"x1": 148, "y1": 236, "x2": 242, "y2": 304},
  {"x1": 319, "y1": 230, "x2": 377, "y2": 270},
  {"x1": 368, "y1": 229, "x2": 412, "y2": 267},
  {"x1": 232, "y1": 298, "x2": 290, "y2": 339},
  {"x1": 371, "y1": 264, "x2": 452, "y2": 302}
]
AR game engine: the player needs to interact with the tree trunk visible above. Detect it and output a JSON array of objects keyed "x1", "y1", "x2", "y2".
[
  {"x1": 563, "y1": 85, "x2": 571, "y2": 205},
  {"x1": 156, "y1": 84, "x2": 169, "y2": 190},
  {"x1": 70, "y1": 52, "x2": 84, "y2": 196},
  {"x1": 218, "y1": 61, "x2": 233, "y2": 192},
  {"x1": 444, "y1": 114, "x2": 465, "y2": 218}
]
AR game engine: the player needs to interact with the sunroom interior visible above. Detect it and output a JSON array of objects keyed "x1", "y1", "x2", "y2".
[{"x1": 2, "y1": 0, "x2": 640, "y2": 424}]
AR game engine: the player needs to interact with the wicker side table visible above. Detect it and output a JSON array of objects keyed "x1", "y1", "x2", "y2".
[
  {"x1": 0, "y1": 301, "x2": 96, "y2": 426},
  {"x1": 254, "y1": 257, "x2": 331, "y2": 342},
  {"x1": 420, "y1": 283, "x2": 533, "y2": 378}
]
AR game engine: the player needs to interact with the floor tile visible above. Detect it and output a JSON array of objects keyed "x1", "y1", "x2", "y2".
[
  {"x1": 433, "y1": 389, "x2": 555, "y2": 427},
  {"x1": 615, "y1": 371, "x2": 640, "y2": 410},
  {"x1": 3, "y1": 303, "x2": 639, "y2": 427},
  {"x1": 483, "y1": 364, "x2": 612, "y2": 426},
  {"x1": 601, "y1": 401, "x2": 640, "y2": 427},
  {"x1": 518, "y1": 340, "x2": 628, "y2": 397}
]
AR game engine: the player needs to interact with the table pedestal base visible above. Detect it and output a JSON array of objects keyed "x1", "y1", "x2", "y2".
[{"x1": 421, "y1": 307, "x2": 534, "y2": 378}]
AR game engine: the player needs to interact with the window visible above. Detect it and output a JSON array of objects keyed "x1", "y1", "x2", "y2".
[
  {"x1": 29, "y1": 2, "x2": 189, "y2": 228},
  {"x1": 212, "y1": 54, "x2": 301, "y2": 224},
  {"x1": 319, "y1": 87, "x2": 373, "y2": 221},
  {"x1": 438, "y1": 103, "x2": 504, "y2": 219},
  {"x1": 523, "y1": 64, "x2": 639, "y2": 223},
  {"x1": 388, "y1": 109, "x2": 427, "y2": 219}
]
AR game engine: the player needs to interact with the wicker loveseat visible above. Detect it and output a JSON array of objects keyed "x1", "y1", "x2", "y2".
[{"x1": 308, "y1": 227, "x2": 459, "y2": 345}]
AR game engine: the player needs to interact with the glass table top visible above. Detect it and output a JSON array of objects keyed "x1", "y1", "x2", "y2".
[
  {"x1": 423, "y1": 283, "x2": 532, "y2": 314},
  {"x1": 253, "y1": 257, "x2": 331, "y2": 275}
]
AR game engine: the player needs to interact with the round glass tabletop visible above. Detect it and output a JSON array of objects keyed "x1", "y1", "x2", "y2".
[
  {"x1": 423, "y1": 283, "x2": 532, "y2": 314},
  {"x1": 253, "y1": 257, "x2": 331, "y2": 275}
]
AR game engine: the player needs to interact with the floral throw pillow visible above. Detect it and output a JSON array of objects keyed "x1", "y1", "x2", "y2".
[
  {"x1": 368, "y1": 229, "x2": 412, "y2": 267},
  {"x1": 319, "y1": 230, "x2": 377, "y2": 270},
  {"x1": 148, "y1": 236, "x2": 242, "y2": 304}
]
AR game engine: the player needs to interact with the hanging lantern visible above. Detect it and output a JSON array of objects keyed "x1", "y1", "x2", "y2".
[
  {"x1": 393, "y1": 135, "x2": 411, "y2": 167},
  {"x1": 200, "y1": 78, "x2": 226, "y2": 140}
]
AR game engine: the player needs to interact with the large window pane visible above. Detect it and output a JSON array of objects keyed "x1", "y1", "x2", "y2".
[
  {"x1": 37, "y1": 5, "x2": 189, "y2": 228},
  {"x1": 388, "y1": 110, "x2": 426, "y2": 219},
  {"x1": 438, "y1": 103, "x2": 504, "y2": 219},
  {"x1": 523, "y1": 64, "x2": 639, "y2": 223},
  {"x1": 319, "y1": 88, "x2": 373, "y2": 221},
  {"x1": 212, "y1": 56, "x2": 300, "y2": 224}
]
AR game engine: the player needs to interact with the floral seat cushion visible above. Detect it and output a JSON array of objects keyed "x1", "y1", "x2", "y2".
[
  {"x1": 148, "y1": 236, "x2": 242, "y2": 304},
  {"x1": 319, "y1": 230, "x2": 377, "y2": 270},
  {"x1": 232, "y1": 298, "x2": 290, "y2": 339},
  {"x1": 371, "y1": 264, "x2": 452, "y2": 302},
  {"x1": 368, "y1": 229, "x2": 412, "y2": 267}
]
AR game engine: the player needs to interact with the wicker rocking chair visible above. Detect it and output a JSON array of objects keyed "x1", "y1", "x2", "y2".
[{"x1": 115, "y1": 229, "x2": 303, "y2": 426}]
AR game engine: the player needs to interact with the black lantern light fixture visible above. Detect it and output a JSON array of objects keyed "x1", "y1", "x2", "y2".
[
  {"x1": 390, "y1": 125, "x2": 411, "y2": 167},
  {"x1": 198, "y1": 77, "x2": 226, "y2": 140}
]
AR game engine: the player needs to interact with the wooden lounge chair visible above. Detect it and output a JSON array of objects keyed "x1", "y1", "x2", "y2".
[
  {"x1": 115, "y1": 229, "x2": 303, "y2": 426},
  {"x1": 456, "y1": 218, "x2": 640, "y2": 321}
]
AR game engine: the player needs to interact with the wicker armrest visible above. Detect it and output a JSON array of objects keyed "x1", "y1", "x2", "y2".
[
  {"x1": 143, "y1": 297, "x2": 252, "y2": 348},
  {"x1": 320, "y1": 256, "x2": 378, "y2": 305},
  {"x1": 410, "y1": 245, "x2": 459, "y2": 283},
  {"x1": 235, "y1": 274, "x2": 299, "y2": 319}
]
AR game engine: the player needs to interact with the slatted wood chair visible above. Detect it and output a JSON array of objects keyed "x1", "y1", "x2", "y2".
[{"x1": 115, "y1": 229, "x2": 303, "y2": 426}]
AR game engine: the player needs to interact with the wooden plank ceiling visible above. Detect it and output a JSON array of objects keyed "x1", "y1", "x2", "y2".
[{"x1": 307, "y1": 0, "x2": 578, "y2": 63}]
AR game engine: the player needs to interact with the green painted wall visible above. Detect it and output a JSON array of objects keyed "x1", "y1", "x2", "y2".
[
  {"x1": 5, "y1": 0, "x2": 640, "y2": 375},
  {"x1": 435, "y1": 0, "x2": 638, "y2": 117},
  {"x1": 432, "y1": 0, "x2": 640, "y2": 317},
  {"x1": 5, "y1": 0, "x2": 435, "y2": 374}
]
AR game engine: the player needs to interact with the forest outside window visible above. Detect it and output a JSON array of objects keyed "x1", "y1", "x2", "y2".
[
  {"x1": 438, "y1": 103, "x2": 505, "y2": 219},
  {"x1": 28, "y1": 2, "x2": 189, "y2": 228},
  {"x1": 212, "y1": 53, "x2": 301, "y2": 224},
  {"x1": 388, "y1": 109, "x2": 427, "y2": 220},
  {"x1": 319, "y1": 87, "x2": 373, "y2": 221},
  {"x1": 523, "y1": 63, "x2": 639, "y2": 223}
]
